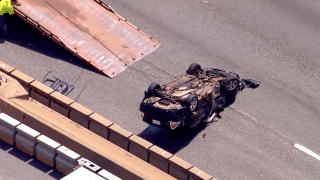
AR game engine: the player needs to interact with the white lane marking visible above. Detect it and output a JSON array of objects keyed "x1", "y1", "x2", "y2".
[{"x1": 294, "y1": 144, "x2": 320, "y2": 161}]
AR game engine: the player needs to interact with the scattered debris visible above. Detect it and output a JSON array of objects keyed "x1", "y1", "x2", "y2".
[{"x1": 42, "y1": 71, "x2": 74, "y2": 95}]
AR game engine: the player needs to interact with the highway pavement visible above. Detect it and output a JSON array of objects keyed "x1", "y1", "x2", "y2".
[
  {"x1": 1, "y1": 0, "x2": 320, "y2": 179},
  {"x1": 0, "y1": 141, "x2": 64, "y2": 180}
]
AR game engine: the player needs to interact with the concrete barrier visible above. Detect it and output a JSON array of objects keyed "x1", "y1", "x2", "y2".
[
  {"x1": 10, "y1": 70, "x2": 34, "y2": 93},
  {"x1": 78, "y1": 157, "x2": 101, "y2": 172},
  {"x1": 69, "y1": 102, "x2": 93, "y2": 128},
  {"x1": 148, "y1": 146, "x2": 173, "y2": 173},
  {"x1": 15, "y1": 124, "x2": 41, "y2": 156},
  {"x1": 0, "y1": 113, "x2": 21, "y2": 145},
  {"x1": 168, "y1": 155, "x2": 193, "y2": 180},
  {"x1": 19, "y1": 99, "x2": 175, "y2": 180},
  {"x1": 30, "y1": 80, "x2": 54, "y2": 107},
  {"x1": 0, "y1": 62, "x2": 215, "y2": 180},
  {"x1": 55, "y1": 146, "x2": 81, "y2": 175},
  {"x1": 108, "y1": 124, "x2": 133, "y2": 150},
  {"x1": 36, "y1": 135, "x2": 61, "y2": 167},
  {"x1": 0, "y1": 61, "x2": 15, "y2": 74},
  {"x1": 88, "y1": 113, "x2": 113, "y2": 139},
  {"x1": 98, "y1": 169, "x2": 122, "y2": 180},
  {"x1": 128, "y1": 135, "x2": 153, "y2": 162},
  {"x1": 188, "y1": 167, "x2": 213, "y2": 180},
  {"x1": 0, "y1": 99, "x2": 26, "y2": 122},
  {"x1": 49, "y1": 91, "x2": 74, "y2": 117},
  {"x1": 0, "y1": 71, "x2": 28, "y2": 122}
]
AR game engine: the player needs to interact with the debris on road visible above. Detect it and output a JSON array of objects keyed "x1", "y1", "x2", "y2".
[{"x1": 42, "y1": 71, "x2": 74, "y2": 95}]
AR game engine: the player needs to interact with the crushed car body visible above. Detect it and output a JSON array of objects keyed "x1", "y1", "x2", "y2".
[{"x1": 140, "y1": 63, "x2": 260, "y2": 130}]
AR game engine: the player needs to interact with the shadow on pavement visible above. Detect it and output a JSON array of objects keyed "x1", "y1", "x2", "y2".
[
  {"x1": 0, "y1": 139, "x2": 12, "y2": 151},
  {"x1": 2, "y1": 15, "x2": 96, "y2": 74},
  {"x1": 138, "y1": 123, "x2": 210, "y2": 154},
  {"x1": 8, "y1": 147, "x2": 33, "y2": 162},
  {"x1": 0, "y1": 141, "x2": 64, "y2": 179}
]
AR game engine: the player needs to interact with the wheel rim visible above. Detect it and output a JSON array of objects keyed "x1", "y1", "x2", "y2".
[
  {"x1": 189, "y1": 98, "x2": 198, "y2": 111},
  {"x1": 226, "y1": 79, "x2": 238, "y2": 91}
]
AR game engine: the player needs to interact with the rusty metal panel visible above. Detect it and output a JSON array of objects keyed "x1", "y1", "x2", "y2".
[{"x1": 15, "y1": 0, "x2": 161, "y2": 78}]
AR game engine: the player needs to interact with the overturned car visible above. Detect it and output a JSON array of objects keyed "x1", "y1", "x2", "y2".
[{"x1": 139, "y1": 63, "x2": 260, "y2": 130}]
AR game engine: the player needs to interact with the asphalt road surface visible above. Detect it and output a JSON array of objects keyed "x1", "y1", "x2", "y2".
[
  {"x1": 1, "y1": 0, "x2": 320, "y2": 179},
  {"x1": 0, "y1": 141, "x2": 64, "y2": 180}
]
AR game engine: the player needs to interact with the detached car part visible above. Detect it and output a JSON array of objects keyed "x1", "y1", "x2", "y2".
[
  {"x1": 42, "y1": 71, "x2": 74, "y2": 95},
  {"x1": 140, "y1": 63, "x2": 260, "y2": 130}
]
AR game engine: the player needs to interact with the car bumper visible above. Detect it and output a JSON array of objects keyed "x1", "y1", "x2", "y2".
[{"x1": 139, "y1": 101, "x2": 190, "y2": 129}]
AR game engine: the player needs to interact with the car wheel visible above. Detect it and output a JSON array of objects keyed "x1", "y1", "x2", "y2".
[
  {"x1": 186, "y1": 63, "x2": 201, "y2": 75},
  {"x1": 185, "y1": 94, "x2": 198, "y2": 112},
  {"x1": 223, "y1": 75, "x2": 240, "y2": 92},
  {"x1": 147, "y1": 82, "x2": 160, "y2": 96}
]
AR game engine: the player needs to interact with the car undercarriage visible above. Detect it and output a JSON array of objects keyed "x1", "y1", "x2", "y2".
[{"x1": 140, "y1": 63, "x2": 260, "y2": 130}]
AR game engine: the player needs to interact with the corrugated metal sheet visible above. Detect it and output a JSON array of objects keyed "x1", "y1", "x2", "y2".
[{"x1": 15, "y1": 0, "x2": 161, "y2": 78}]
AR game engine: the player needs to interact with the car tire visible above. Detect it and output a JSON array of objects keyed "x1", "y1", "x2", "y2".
[
  {"x1": 185, "y1": 94, "x2": 198, "y2": 112},
  {"x1": 222, "y1": 74, "x2": 240, "y2": 92},
  {"x1": 186, "y1": 63, "x2": 201, "y2": 75},
  {"x1": 147, "y1": 82, "x2": 160, "y2": 96}
]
